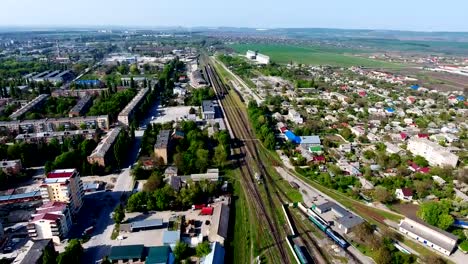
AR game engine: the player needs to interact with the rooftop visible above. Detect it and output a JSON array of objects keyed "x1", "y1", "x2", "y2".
[
  {"x1": 146, "y1": 246, "x2": 171, "y2": 264},
  {"x1": 131, "y1": 219, "x2": 163, "y2": 230},
  {"x1": 69, "y1": 95, "x2": 92, "y2": 114},
  {"x1": 202, "y1": 100, "x2": 215, "y2": 113},
  {"x1": 46, "y1": 169, "x2": 77, "y2": 179},
  {"x1": 88, "y1": 127, "x2": 122, "y2": 158},
  {"x1": 400, "y1": 217, "x2": 458, "y2": 252},
  {"x1": 12, "y1": 239, "x2": 52, "y2": 264},
  {"x1": 154, "y1": 130, "x2": 171, "y2": 149},
  {"x1": 119, "y1": 88, "x2": 149, "y2": 116},
  {"x1": 109, "y1": 244, "x2": 144, "y2": 261}
]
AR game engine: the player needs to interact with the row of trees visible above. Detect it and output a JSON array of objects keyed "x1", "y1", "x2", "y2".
[
  {"x1": 127, "y1": 179, "x2": 219, "y2": 212},
  {"x1": 87, "y1": 88, "x2": 137, "y2": 119},
  {"x1": 247, "y1": 101, "x2": 276, "y2": 150},
  {"x1": 184, "y1": 87, "x2": 216, "y2": 106}
]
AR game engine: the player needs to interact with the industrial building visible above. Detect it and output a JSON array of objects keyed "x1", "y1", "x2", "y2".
[
  {"x1": 24, "y1": 70, "x2": 74, "y2": 84},
  {"x1": 69, "y1": 95, "x2": 93, "y2": 117},
  {"x1": 407, "y1": 137, "x2": 459, "y2": 168},
  {"x1": 9, "y1": 94, "x2": 49, "y2": 120},
  {"x1": 40, "y1": 169, "x2": 84, "y2": 214},
  {"x1": 154, "y1": 130, "x2": 171, "y2": 165},
  {"x1": 245, "y1": 50, "x2": 270, "y2": 64},
  {"x1": 0, "y1": 115, "x2": 109, "y2": 133},
  {"x1": 87, "y1": 127, "x2": 122, "y2": 167},
  {"x1": 27, "y1": 201, "x2": 72, "y2": 244},
  {"x1": 399, "y1": 217, "x2": 458, "y2": 256},
  {"x1": 202, "y1": 100, "x2": 216, "y2": 120},
  {"x1": 118, "y1": 88, "x2": 149, "y2": 126},
  {"x1": 313, "y1": 201, "x2": 364, "y2": 234},
  {"x1": 208, "y1": 199, "x2": 230, "y2": 246},
  {"x1": 108, "y1": 244, "x2": 174, "y2": 264}
]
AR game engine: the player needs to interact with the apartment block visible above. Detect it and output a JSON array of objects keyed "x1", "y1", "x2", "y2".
[
  {"x1": 87, "y1": 127, "x2": 122, "y2": 167},
  {"x1": 27, "y1": 201, "x2": 72, "y2": 244},
  {"x1": 118, "y1": 88, "x2": 149, "y2": 126},
  {"x1": 407, "y1": 137, "x2": 458, "y2": 168},
  {"x1": 40, "y1": 169, "x2": 84, "y2": 214},
  {"x1": 154, "y1": 130, "x2": 171, "y2": 165}
]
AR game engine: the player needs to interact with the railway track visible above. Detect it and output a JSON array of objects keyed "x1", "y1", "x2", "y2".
[
  {"x1": 205, "y1": 63, "x2": 293, "y2": 263},
  {"x1": 204, "y1": 60, "x2": 364, "y2": 264}
]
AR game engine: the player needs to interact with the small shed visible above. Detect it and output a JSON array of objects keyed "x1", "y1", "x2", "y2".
[
  {"x1": 131, "y1": 219, "x2": 164, "y2": 232},
  {"x1": 201, "y1": 207, "x2": 214, "y2": 215}
]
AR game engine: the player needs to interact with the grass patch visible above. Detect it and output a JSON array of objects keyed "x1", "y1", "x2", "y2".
[
  {"x1": 110, "y1": 223, "x2": 120, "y2": 240},
  {"x1": 225, "y1": 169, "x2": 252, "y2": 264},
  {"x1": 230, "y1": 43, "x2": 405, "y2": 68}
]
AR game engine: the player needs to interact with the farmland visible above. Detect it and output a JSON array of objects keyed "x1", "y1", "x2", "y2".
[{"x1": 230, "y1": 43, "x2": 405, "y2": 68}]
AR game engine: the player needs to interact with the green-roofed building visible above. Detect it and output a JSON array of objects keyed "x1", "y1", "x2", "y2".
[
  {"x1": 109, "y1": 244, "x2": 144, "y2": 263},
  {"x1": 309, "y1": 145, "x2": 323, "y2": 153},
  {"x1": 146, "y1": 245, "x2": 174, "y2": 264}
]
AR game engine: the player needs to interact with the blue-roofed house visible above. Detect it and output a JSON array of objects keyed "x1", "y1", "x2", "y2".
[
  {"x1": 456, "y1": 95, "x2": 465, "y2": 102},
  {"x1": 201, "y1": 242, "x2": 225, "y2": 264},
  {"x1": 385, "y1": 107, "x2": 395, "y2": 114},
  {"x1": 410, "y1": 85, "x2": 419, "y2": 90},
  {"x1": 284, "y1": 131, "x2": 300, "y2": 144}
]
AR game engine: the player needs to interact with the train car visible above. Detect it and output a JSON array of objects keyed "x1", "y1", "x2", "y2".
[
  {"x1": 293, "y1": 244, "x2": 309, "y2": 264},
  {"x1": 308, "y1": 215, "x2": 328, "y2": 232},
  {"x1": 325, "y1": 228, "x2": 349, "y2": 249}
]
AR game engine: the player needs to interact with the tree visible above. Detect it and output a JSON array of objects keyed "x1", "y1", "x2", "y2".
[
  {"x1": 213, "y1": 144, "x2": 228, "y2": 168},
  {"x1": 353, "y1": 222, "x2": 374, "y2": 244},
  {"x1": 373, "y1": 186, "x2": 393, "y2": 203},
  {"x1": 173, "y1": 241, "x2": 189, "y2": 262},
  {"x1": 414, "y1": 180, "x2": 432, "y2": 198},
  {"x1": 42, "y1": 245, "x2": 58, "y2": 264},
  {"x1": 413, "y1": 155, "x2": 429, "y2": 167},
  {"x1": 417, "y1": 201, "x2": 454, "y2": 230},
  {"x1": 374, "y1": 247, "x2": 392, "y2": 264},
  {"x1": 113, "y1": 204, "x2": 125, "y2": 224},
  {"x1": 126, "y1": 192, "x2": 148, "y2": 212},
  {"x1": 57, "y1": 239, "x2": 83, "y2": 264},
  {"x1": 196, "y1": 149, "x2": 209, "y2": 172},
  {"x1": 196, "y1": 241, "x2": 211, "y2": 257},
  {"x1": 144, "y1": 172, "x2": 163, "y2": 192}
]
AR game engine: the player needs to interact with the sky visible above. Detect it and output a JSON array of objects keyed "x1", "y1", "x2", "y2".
[{"x1": 1, "y1": 0, "x2": 467, "y2": 32}]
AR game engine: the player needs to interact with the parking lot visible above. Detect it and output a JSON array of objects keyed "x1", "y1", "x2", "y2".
[{"x1": 150, "y1": 106, "x2": 194, "y2": 124}]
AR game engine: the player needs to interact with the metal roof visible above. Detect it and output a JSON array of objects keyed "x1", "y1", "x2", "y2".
[
  {"x1": 162, "y1": 230, "x2": 180, "y2": 244},
  {"x1": 109, "y1": 245, "x2": 144, "y2": 260},
  {"x1": 400, "y1": 217, "x2": 457, "y2": 252},
  {"x1": 131, "y1": 219, "x2": 163, "y2": 230},
  {"x1": 146, "y1": 246, "x2": 171, "y2": 264}
]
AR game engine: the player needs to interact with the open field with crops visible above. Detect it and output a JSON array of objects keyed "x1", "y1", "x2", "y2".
[{"x1": 230, "y1": 43, "x2": 405, "y2": 68}]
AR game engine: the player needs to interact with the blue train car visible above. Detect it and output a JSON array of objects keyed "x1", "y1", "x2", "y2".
[
  {"x1": 293, "y1": 244, "x2": 309, "y2": 264},
  {"x1": 325, "y1": 228, "x2": 349, "y2": 249}
]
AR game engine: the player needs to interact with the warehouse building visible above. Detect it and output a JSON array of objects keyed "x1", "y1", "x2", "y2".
[
  {"x1": 399, "y1": 217, "x2": 458, "y2": 256},
  {"x1": 407, "y1": 137, "x2": 458, "y2": 168},
  {"x1": 25, "y1": 70, "x2": 74, "y2": 84},
  {"x1": 154, "y1": 130, "x2": 171, "y2": 165},
  {"x1": 118, "y1": 88, "x2": 149, "y2": 126},
  {"x1": 313, "y1": 201, "x2": 364, "y2": 234},
  {"x1": 87, "y1": 127, "x2": 122, "y2": 167}
]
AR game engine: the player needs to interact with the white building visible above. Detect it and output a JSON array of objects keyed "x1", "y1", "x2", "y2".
[
  {"x1": 246, "y1": 50, "x2": 256, "y2": 59},
  {"x1": 407, "y1": 138, "x2": 458, "y2": 168},
  {"x1": 350, "y1": 126, "x2": 365, "y2": 137},
  {"x1": 27, "y1": 201, "x2": 72, "y2": 244},
  {"x1": 255, "y1": 53, "x2": 270, "y2": 64},
  {"x1": 399, "y1": 217, "x2": 458, "y2": 256},
  {"x1": 288, "y1": 109, "x2": 303, "y2": 124},
  {"x1": 395, "y1": 188, "x2": 413, "y2": 201}
]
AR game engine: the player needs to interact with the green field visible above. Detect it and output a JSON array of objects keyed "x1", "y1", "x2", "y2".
[{"x1": 230, "y1": 43, "x2": 404, "y2": 68}]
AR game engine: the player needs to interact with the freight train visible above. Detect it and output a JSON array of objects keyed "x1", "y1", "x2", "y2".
[{"x1": 298, "y1": 203, "x2": 349, "y2": 249}]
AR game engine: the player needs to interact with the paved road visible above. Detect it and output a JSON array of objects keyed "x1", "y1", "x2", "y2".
[{"x1": 82, "y1": 103, "x2": 153, "y2": 263}]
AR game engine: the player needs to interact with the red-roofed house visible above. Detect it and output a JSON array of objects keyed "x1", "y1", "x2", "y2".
[
  {"x1": 400, "y1": 133, "x2": 408, "y2": 141},
  {"x1": 27, "y1": 201, "x2": 72, "y2": 244},
  {"x1": 417, "y1": 134, "x2": 429, "y2": 139},
  {"x1": 358, "y1": 90, "x2": 367, "y2": 97},
  {"x1": 395, "y1": 188, "x2": 413, "y2": 201},
  {"x1": 408, "y1": 161, "x2": 430, "y2": 174},
  {"x1": 40, "y1": 169, "x2": 83, "y2": 214},
  {"x1": 313, "y1": 156, "x2": 326, "y2": 164},
  {"x1": 406, "y1": 96, "x2": 416, "y2": 104}
]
